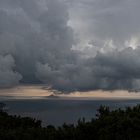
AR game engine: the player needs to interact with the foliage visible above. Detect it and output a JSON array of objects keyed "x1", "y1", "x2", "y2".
[{"x1": 0, "y1": 104, "x2": 140, "y2": 140}]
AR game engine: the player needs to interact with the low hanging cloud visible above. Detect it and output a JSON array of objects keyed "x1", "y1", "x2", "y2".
[
  {"x1": 87, "y1": 47, "x2": 140, "y2": 90},
  {"x1": 0, "y1": 0, "x2": 140, "y2": 92},
  {"x1": 36, "y1": 47, "x2": 140, "y2": 91}
]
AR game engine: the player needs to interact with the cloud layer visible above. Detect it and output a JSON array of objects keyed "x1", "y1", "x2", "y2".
[{"x1": 0, "y1": 0, "x2": 140, "y2": 92}]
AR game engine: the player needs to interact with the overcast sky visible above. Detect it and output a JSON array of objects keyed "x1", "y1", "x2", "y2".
[{"x1": 0, "y1": 0, "x2": 140, "y2": 92}]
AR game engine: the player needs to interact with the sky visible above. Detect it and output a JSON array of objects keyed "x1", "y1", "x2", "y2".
[
  {"x1": 0, "y1": 0, "x2": 140, "y2": 94},
  {"x1": 0, "y1": 85, "x2": 140, "y2": 99}
]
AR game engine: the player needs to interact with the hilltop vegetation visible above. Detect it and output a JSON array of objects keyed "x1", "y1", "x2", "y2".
[{"x1": 0, "y1": 102, "x2": 140, "y2": 140}]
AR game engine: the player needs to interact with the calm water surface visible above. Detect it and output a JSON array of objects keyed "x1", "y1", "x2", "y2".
[{"x1": 2, "y1": 99, "x2": 140, "y2": 126}]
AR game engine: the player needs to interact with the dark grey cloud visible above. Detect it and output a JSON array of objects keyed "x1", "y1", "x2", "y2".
[
  {"x1": 0, "y1": 55, "x2": 22, "y2": 87},
  {"x1": 87, "y1": 47, "x2": 140, "y2": 90},
  {"x1": 0, "y1": 0, "x2": 76, "y2": 87},
  {"x1": 36, "y1": 47, "x2": 140, "y2": 91},
  {"x1": 0, "y1": 0, "x2": 140, "y2": 92}
]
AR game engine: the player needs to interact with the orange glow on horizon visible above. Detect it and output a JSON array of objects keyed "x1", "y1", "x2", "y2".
[{"x1": 0, "y1": 85, "x2": 140, "y2": 99}]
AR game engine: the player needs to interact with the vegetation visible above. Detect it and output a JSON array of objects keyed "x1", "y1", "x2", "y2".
[{"x1": 0, "y1": 103, "x2": 140, "y2": 140}]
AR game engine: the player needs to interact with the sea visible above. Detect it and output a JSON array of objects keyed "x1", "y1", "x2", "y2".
[{"x1": 1, "y1": 98, "x2": 140, "y2": 126}]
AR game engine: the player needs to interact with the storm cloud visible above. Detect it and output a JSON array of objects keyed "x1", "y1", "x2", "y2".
[
  {"x1": 0, "y1": 0, "x2": 140, "y2": 92},
  {"x1": 0, "y1": 55, "x2": 22, "y2": 87},
  {"x1": 0, "y1": 0, "x2": 75, "y2": 87}
]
